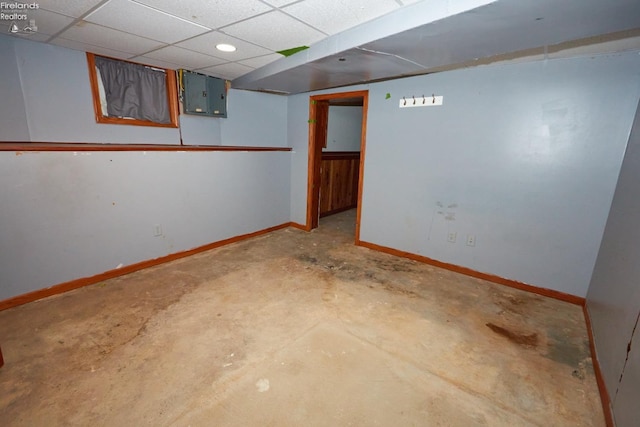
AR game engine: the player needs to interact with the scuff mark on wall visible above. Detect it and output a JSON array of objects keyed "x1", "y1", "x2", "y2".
[
  {"x1": 14, "y1": 151, "x2": 42, "y2": 156},
  {"x1": 427, "y1": 201, "x2": 458, "y2": 239},
  {"x1": 426, "y1": 201, "x2": 442, "y2": 240}
]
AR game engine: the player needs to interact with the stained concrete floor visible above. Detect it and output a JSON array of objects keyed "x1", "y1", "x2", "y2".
[{"x1": 0, "y1": 210, "x2": 604, "y2": 426}]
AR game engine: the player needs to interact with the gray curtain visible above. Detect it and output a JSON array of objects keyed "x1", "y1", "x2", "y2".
[{"x1": 95, "y1": 56, "x2": 171, "y2": 124}]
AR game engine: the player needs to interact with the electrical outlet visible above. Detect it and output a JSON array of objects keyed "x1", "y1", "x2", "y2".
[
  {"x1": 153, "y1": 224, "x2": 163, "y2": 237},
  {"x1": 466, "y1": 234, "x2": 476, "y2": 247},
  {"x1": 447, "y1": 232, "x2": 457, "y2": 243}
]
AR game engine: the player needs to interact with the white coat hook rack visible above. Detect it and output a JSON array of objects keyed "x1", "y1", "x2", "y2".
[{"x1": 399, "y1": 93, "x2": 443, "y2": 108}]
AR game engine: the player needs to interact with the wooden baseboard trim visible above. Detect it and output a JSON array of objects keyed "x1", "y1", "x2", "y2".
[
  {"x1": 289, "y1": 222, "x2": 309, "y2": 231},
  {"x1": 583, "y1": 304, "x2": 615, "y2": 427},
  {"x1": 0, "y1": 222, "x2": 292, "y2": 312},
  {"x1": 356, "y1": 240, "x2": 585, "y2": 305}
]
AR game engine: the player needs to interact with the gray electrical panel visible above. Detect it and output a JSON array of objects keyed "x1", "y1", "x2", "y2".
[{"x1": 181, "y1": 70, "x2": 227, "y2": 118}]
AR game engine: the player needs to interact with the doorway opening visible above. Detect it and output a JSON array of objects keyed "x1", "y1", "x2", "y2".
[{"x1": 306, "y1": 90, "x2": 368, "y2": 242}]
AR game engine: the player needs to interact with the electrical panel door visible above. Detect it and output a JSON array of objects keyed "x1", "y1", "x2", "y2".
[
  {"x1": 184, "y1": 72, "x2": 209, "y2": 115},
  {"x1": 207, "y1": 77, "x2": 227, "y2": 117},
  {"x1": 181, "y1": 70, "x2": 227, "y2": 118}
]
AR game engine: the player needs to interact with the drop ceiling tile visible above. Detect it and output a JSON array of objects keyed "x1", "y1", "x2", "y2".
[
  {"x1": 198, "y1": 62, "x2": 254, "y2": 80},
  {"x1": 260, "y1": 0, "x2": 300, "y2": 7},
  {"x1": 283, "y1": 0, "x2": 399, "y2": 35},
  {"x1": 50, "y1": 37, "x2": 133, "y2": 59},
  {"x1": 85, "y1": 0, "x2": 210, "y2": 44},
  {"x1": 135, "y1": 0, "x2": 272, "y2": 29},
  {"x1": 223, "y1": 10, "x2": 325, "y2": 51},
  {"x1": 55, "y1": 21, "x2": 165, "y2": 55},
  {"x1": 142, "y1": 45, "x2": 227, "y2": 69},
  {"x1": 33, "y1": 0, "x2": 104, "y2": 18},
  {"x1": 129, "y1": 56, "x2": 182, "y2": 70},
  {"x1": 176, "y1": 31, "x2": 272, "y2": 60},
  {"x1": 16, "y1": 8, "x2": 76, "y2": 36},
  {"x1": 238, "y1": 53, "x2": 282, "y2": 68}
]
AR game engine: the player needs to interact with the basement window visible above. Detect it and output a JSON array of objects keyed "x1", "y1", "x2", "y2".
[{"x1": 86, "y1": 53, "x2": 179, "y2": 128}]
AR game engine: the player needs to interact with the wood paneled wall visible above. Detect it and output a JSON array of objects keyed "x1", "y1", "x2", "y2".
[{"x1": 320, "y1": 151, "x2": 360, "y2": 217}]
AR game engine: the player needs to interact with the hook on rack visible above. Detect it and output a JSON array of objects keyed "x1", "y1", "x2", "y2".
[{"x1": 399, "y1": 93, "x2": 442, "y2": 108}]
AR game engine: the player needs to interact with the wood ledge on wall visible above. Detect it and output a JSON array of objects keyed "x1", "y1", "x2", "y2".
[{"x1": 0, "y1": 142, "x2": 291, "y2": 152}]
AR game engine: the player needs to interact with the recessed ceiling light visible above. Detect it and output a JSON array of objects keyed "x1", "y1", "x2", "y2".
[{"x1": 216, "y1": 43, "x2": 236, "y2": 52}]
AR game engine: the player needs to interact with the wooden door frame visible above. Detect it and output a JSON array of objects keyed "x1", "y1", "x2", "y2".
[{"x1": 305, "y1": 90, "x2": 368, "y2": 242}]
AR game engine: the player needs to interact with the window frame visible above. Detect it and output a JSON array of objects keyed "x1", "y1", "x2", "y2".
[{"x1": 86, "y1": 53, "x2": 179, "y2": 128}]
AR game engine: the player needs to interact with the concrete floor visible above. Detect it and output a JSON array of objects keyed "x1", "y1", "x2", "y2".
[{"x1": 0, "y1": 210, "x2": 604, "y2": 426}]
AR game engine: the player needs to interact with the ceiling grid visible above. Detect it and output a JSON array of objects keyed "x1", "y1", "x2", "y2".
[{"x1": 0, "y1": 0, "x2": 638, "y2": 90}]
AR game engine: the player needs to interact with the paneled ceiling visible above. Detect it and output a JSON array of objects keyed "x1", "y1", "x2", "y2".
[
  {"x1": 1, "y1": 0, "x2": 422, "y2": 80},
  {"x1": 2, "y1": 0, "x2": 640, "y2": 94}
]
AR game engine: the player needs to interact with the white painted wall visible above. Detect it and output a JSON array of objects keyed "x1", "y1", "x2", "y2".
[
  {"x1": 0, "y1": 151, "x2": 291, "y2": 300},
  {"x1": 289, "y1": 52, "x2": 640, "y2": 297},
  {"x1": 178, "y1": 90, "x2": 287, "y2": 147},
  {"x1": 3, "y1": 33, "x2": 640, "y2": 303},
  {"x1": 587, "y1": 98, "x2": 640, "y2": 427},
  {"x1": 222, "y1": 89, "x2": 287, "y2": 147},
  {"x1": 1, "y1": 35, "x2": 287, "y2": 148},
  {"x1": 0, "y1": 36, "x2": 29, "y2": 140},
  {"x1": 11, "y1": 37, "x2": 179, "y2": 144},
  {"x1": 287, "y1": 94, "x2": 311, "y2": 225},
  {"x1": 0, "y1": 36, "x2": 291, "y2": 300},
  {"x1": 324, "y1": 106, "x2": 362, "y2": 152},
  {"x1": 179, "y1": 114, "x2": 222, "y2": 146}
]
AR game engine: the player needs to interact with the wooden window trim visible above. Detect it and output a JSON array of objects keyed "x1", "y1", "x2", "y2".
[{"x1": 86, "y1": 53, "x2": 179, "y2": 128}]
